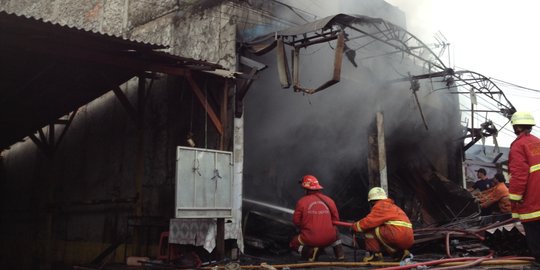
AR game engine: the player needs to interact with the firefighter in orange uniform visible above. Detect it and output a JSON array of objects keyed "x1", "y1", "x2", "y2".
[
  {"x1": 478, "y1": 173, "x2": 511, "y2": 214},
  {"x1": 508, "y1": 111, "x2": 540, "y2": 265},
  {"x1": 352, "y1": 187, "x2": 413, "y2": 262},
  {"x1": 290, "y1": 175, "x2": 344, "y2": 261}
]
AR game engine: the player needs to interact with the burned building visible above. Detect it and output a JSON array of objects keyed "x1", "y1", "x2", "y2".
[
  {"x1": 241, "y1": 12, "x2": 470, "y2": 249},
  {"x1": 0, "y1": 0, "x2": 517, "y2": 269}
]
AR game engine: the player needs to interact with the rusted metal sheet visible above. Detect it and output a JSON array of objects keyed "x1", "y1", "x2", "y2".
[
  {"x1": 276, "y1": 38, "x2": 291, "y2": 88},
  {"x1": 292, "y1": 31, "x2": 344, "y2": 94}
]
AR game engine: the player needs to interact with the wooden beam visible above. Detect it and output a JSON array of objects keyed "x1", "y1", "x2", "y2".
[
  {"x1": 55, "y1": 109, "x2": 78, "y2": 149},
  {"x1": 367, "y1": 111, "x2": 387, "y2": 192},
  {"x1": 137, "y1": 76, "x2": 146, "y2": 129},
  {"x1": 376, "y1": 112, "x2": 388, "y2": 193},
  {"x1": 112, "y1": 86, "x2": 138, "y2": 123},
  {"x1": 220, "y1": 81, "x2": 229, "y2": 150},
  {"x1": 186, "y1": 72, "x2": 224, "y2": 135},
  {"x1": 38, "y1": 128, "x2": 47, "y2": 143},
  {"x1": 235, "y1": 68, "x2": 258, "y2": 118},
  {"x1": 29, "y1": 133, "x2": 48, "y2": 155},
  {"x1": 48, "y1": 123, "x2": 55, "y2": 147}
]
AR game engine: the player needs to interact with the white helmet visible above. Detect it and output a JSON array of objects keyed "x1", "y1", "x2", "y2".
[
  {"x1": 367, "y1": 187, "x2": 387, "y2": 202},
  {"x1": 511, "y1": 111, "x2": 536, "y2": 126}
]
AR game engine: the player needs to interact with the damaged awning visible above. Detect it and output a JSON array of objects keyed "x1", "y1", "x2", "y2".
[
  {"x1": 0, "y1": 10, "x2": 233, "y2": 150},
  {"x1": 243, "y1": 13, "x2": 516, "y2": 148},
  {"x1": 244, "y1": 14, "x2": 383, "y2": 55}
]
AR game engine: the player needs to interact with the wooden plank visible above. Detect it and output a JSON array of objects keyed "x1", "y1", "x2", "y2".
[
  {"x1": 376, "y1": 112, "x2": 388, "y2": 193},
  {"x1": 112, "y1": 86, "x2": 138, "y2": 123},
  {"x1": 186, "y1": 72, "x2": 224, "y2": 135}
]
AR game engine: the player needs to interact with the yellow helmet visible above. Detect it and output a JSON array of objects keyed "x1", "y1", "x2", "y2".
[
  {"x1": 511, "y1": 111, "x2": 536, "y2": 126},
  {"x1": 367, "y1": 187, "x2": 387, "y2": 201}
]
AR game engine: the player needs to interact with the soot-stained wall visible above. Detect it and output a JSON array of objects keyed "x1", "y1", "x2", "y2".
[
  {"x1": 0, "y1": 1, "x2": 240, "y2": 268},
  {"x1": 0, "y1": 74, "x2": 229, "y2": 268}
]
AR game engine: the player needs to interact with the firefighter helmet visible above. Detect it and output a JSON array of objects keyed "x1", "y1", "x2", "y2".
[
  {"x1": 367, "y1": 187, "x2": 387, "y2": 201},
  {"x1": 301, "y1": 175, "x2": 323, "y2": 190},
  {"x1": 511, "y1": 111, "x2": 536, "y2": 126}
]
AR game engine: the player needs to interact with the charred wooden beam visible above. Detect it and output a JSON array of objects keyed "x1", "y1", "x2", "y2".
[
  {"x1": 28, "y1": 109, "x2": 78, "y2": 157},
  {"x1": 276, "y1": 38, "x2": 291, "y2": 88},
  {"x1": 235, "y1": 67, "x2": 258, "y2": 118},
  {"x1": 186, "y1": 72, "x2": 224, "y2": 135},
  {"x1": 112, "y1": 86, "x2": 138, "y2": 123}
]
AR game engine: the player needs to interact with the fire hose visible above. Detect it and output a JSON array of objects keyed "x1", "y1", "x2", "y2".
[
  {"x1": 202, "y1": 220, "x2": 533, "y2": 269},
  {"x1": 333, "y1": 221, "x2": 353, "y2": 227},
  {"x1": 200, "y1": 257, "x2": 534, "y2": 269}
]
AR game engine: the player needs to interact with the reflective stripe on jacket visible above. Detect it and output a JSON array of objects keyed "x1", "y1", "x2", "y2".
[
  {"x1": 509, "y1": 132, "x2": 540, "y2": 222},
  {"x1": 352, "y1": 199, "x2": 412, "y2": 232},
  {"x1": 352, "y1": 199, "x2": 414, "y2": 252}
]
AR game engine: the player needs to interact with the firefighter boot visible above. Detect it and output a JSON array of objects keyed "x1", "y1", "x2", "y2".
[
  {"x1": 363, "y1": 252, "x2": 383, "y2": 262},
  {"x1": 333, "y1": 244, "x2": 345, "y2": 261},
  {"x1": 393, "y1": 249, "x2": 412, "y2": 262},
  {"x1": 300, "y1": 246, "x2": 320, "y2": 262}
]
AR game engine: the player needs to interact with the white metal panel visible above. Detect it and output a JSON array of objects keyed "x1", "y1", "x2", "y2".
[{"x1": 175, "y1": 147, "x2": 233, "y2": 218}]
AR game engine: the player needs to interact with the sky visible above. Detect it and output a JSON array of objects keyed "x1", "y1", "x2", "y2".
[{"x1": 385, "y1": 0, "x2": 540, "y2": 146}]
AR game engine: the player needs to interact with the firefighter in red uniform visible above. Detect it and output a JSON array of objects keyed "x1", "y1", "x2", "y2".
[
  {"x1": 352, "y1": 187, "x2": 413, "y2": 262},
  {"x1": 508, "y1": 111, "x2": 540, "y2": 265},
  {"x1": 290, "y1": 175, "x2": 344, "y2": 261}
]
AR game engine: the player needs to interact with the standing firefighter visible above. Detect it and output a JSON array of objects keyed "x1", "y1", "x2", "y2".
[
  {"x1": 290, "y1": 175, "x2": 344, "y2": 261},
  {"x1": 352, "y1": 187, "x2": 413, "y2": 262},
  {"x1": 509, "y1": 111, "x2": 540, "y2": 265}
]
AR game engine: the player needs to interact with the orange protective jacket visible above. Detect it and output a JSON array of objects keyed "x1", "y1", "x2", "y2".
[
  {"x1": 352, "y1": 199, "x2": 414, "y2": 251},
  {"x1": 293, "y1": 192, "x2": 339, "y2": 247},
  {"x1": 509, "y1": 132, "x2": 540, "y2": 222},
  {"x1": 479, "y1": 182, "x2": 511, "y2": 213}
]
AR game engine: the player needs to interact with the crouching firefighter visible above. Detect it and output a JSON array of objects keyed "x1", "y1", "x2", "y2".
[
  {"x1": 352, "y1": 187, "x2": 414, "y2": 262},
  {"x1": 289, "y1": 175, "x2": 344, "y2": 261}
]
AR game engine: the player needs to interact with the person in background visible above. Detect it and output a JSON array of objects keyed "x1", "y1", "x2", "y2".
[
  {"x1": 478, "y1": 173, "x2": 511, "y2": 215},
  {"x1": 352, "y1": 187, "x2": 413, "y2": 262},
  {"x1": 508, "y1": 111, "x2": 540, "y2": 266},
  {"x1": 470, "y1": 168, "x2": 496, "y2": 192},
  {"x1": 290, "y1": 175, "x2": 344, "y2": 261}
]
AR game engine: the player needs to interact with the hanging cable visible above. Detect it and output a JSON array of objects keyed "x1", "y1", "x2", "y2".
[{"x1": 204, "y1": 80, "x2": 208, "y2": 149}]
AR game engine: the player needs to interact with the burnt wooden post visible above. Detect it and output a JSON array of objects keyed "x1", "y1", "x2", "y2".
[{"x1": 367, "y1": 112, "x2": 388, "y2": 192}]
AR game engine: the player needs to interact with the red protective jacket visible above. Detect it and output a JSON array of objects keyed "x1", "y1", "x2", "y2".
[
  {"x1": 293, "y1": 192, "x2": 339, "y2": 247},
  {"x1": 509, "y1": 132, "x2": 540, "y2": 222}
]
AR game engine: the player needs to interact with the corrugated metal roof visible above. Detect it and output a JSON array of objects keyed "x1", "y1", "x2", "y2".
[
  {"x1": 0, "y1": 9, "x2": 168, "y2": 49},
  {"x1": 0, "y1": 9, "x2": 230, "y2": 150}
]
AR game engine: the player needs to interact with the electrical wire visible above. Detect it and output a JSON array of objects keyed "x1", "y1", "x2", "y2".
[
  {"x1": 491, "y1": 78, "x2": 540, "y2": 93},
  {"x1": 267, "y1": 0, "x2": 312, "y2": 23}
]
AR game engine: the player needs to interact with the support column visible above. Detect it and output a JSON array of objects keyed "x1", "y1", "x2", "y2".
[
  {"x1": 215, "y1": 82, "x2": 228, "y2": 260},
  {"x1": 134, "y1": 76, "x2": 146, "y2": 255},
  {"x1": 367, "y1": 112, "x2": 388, "y2": 193}
]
